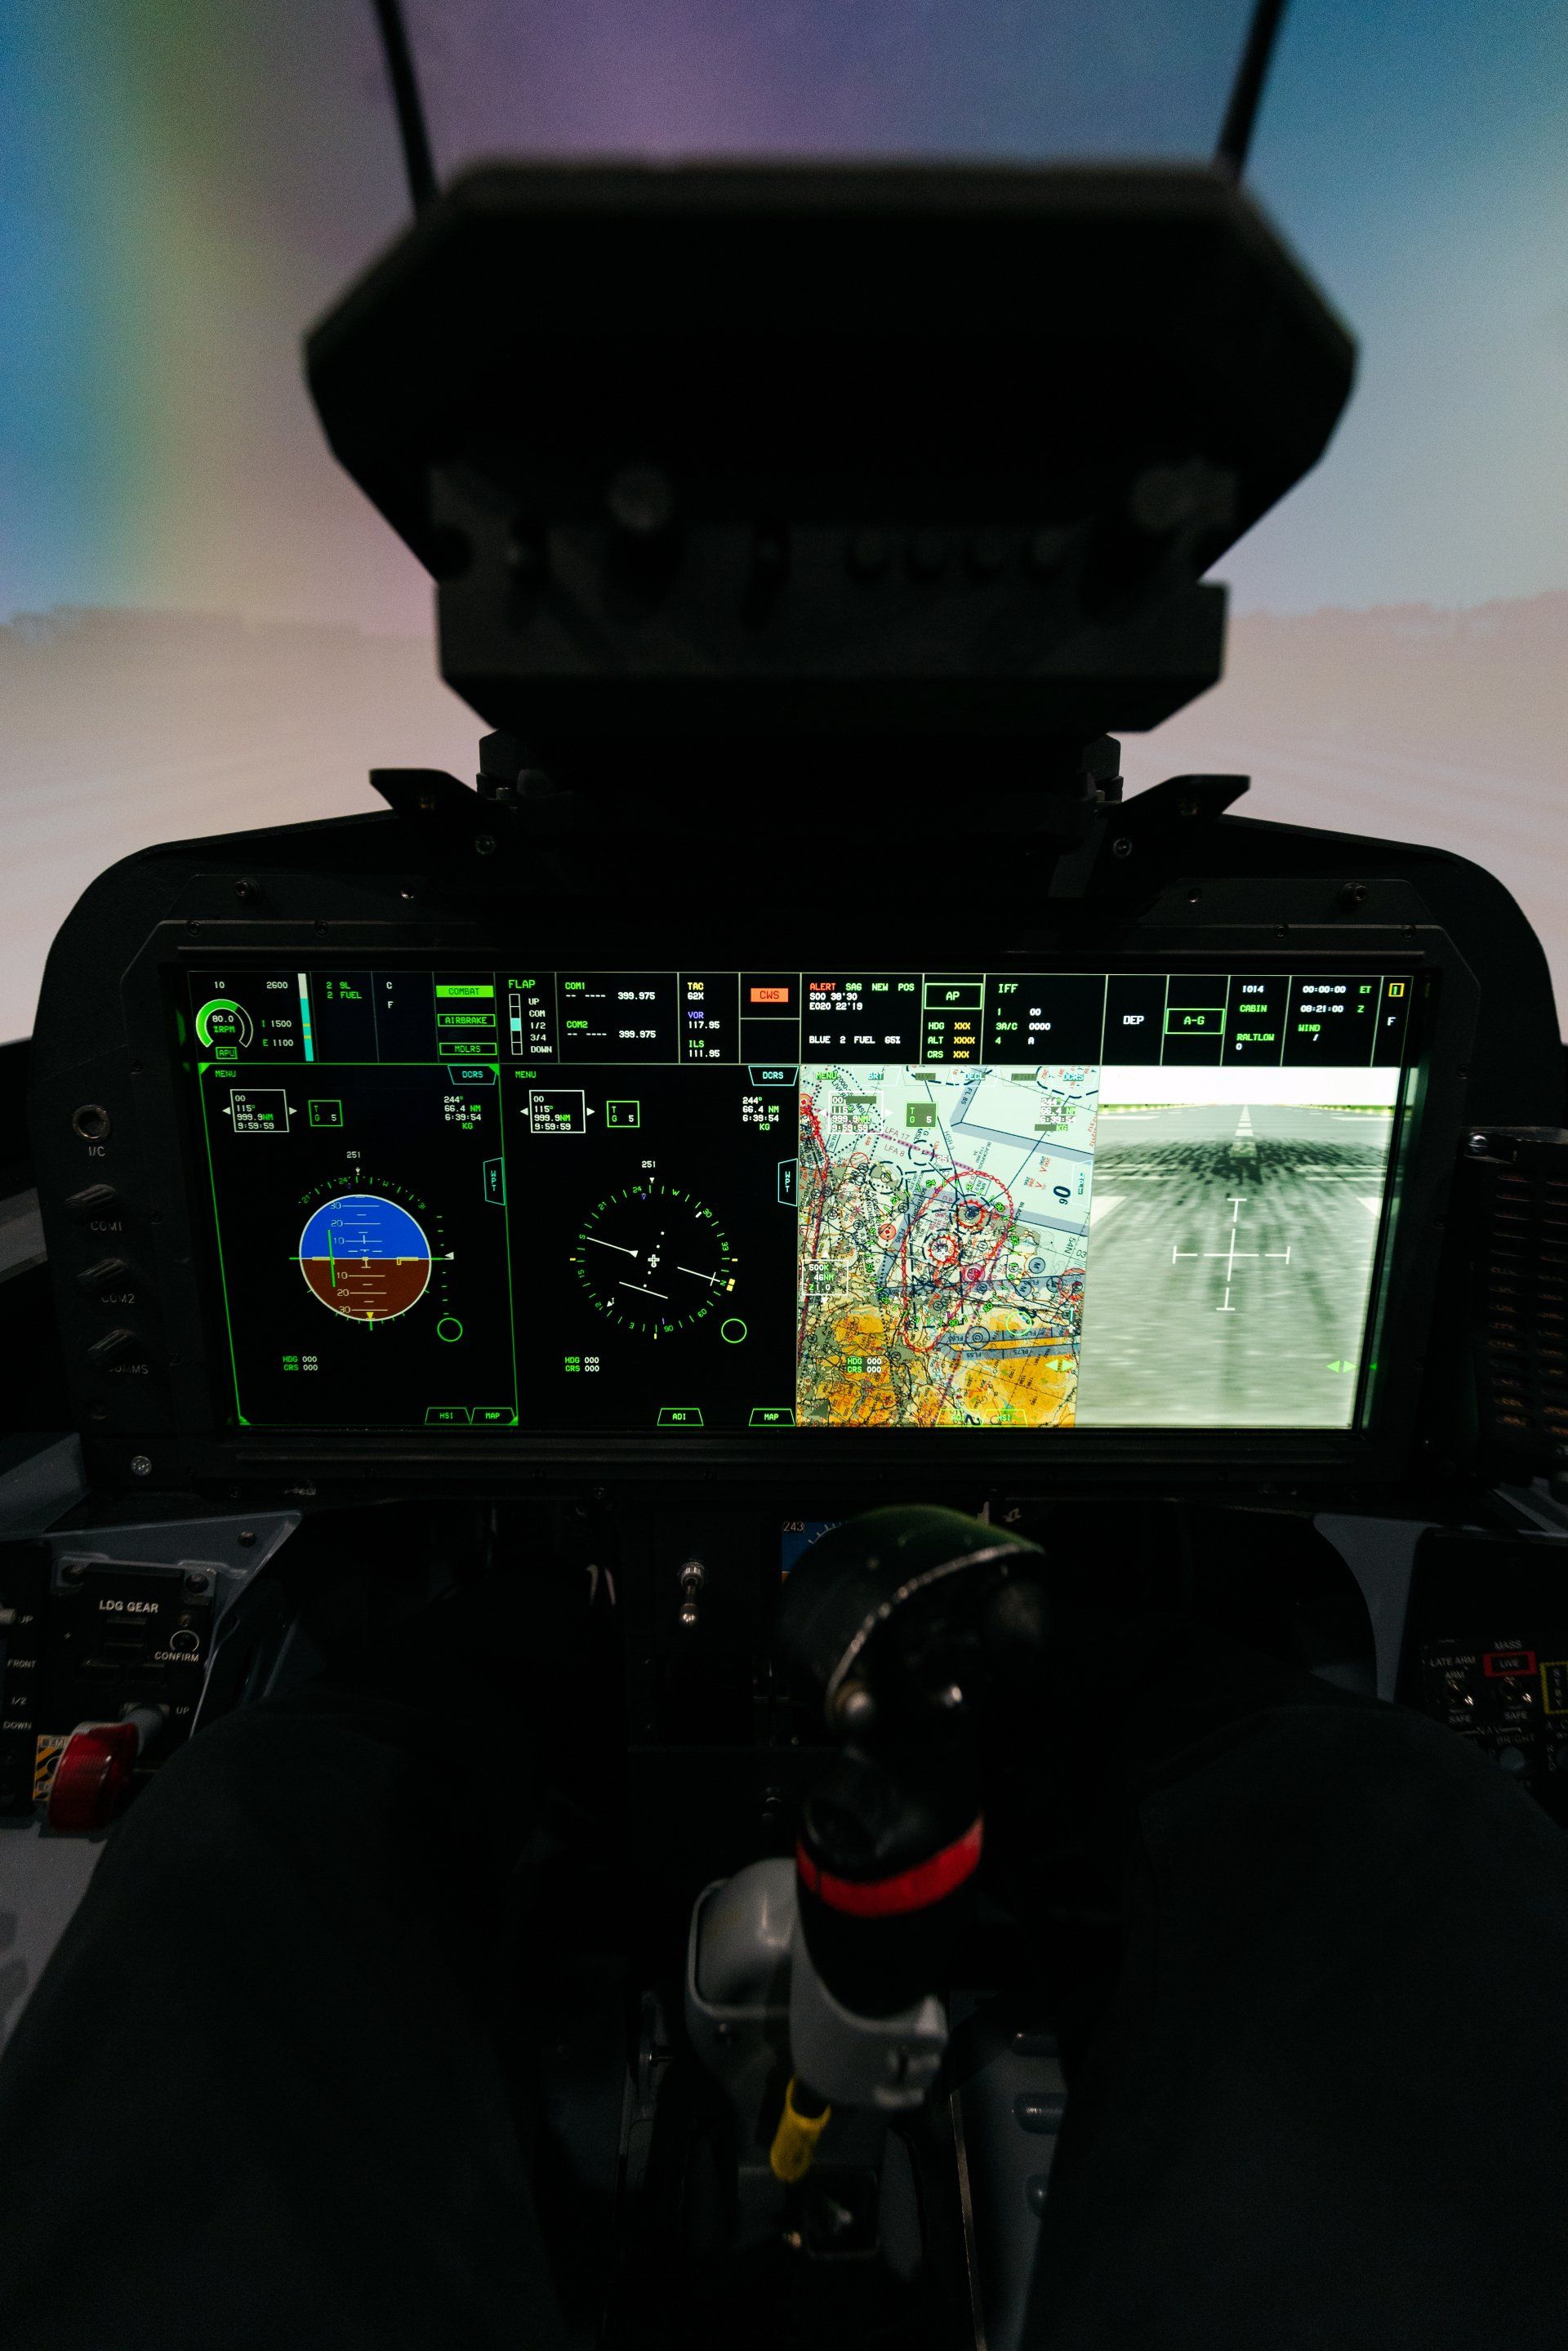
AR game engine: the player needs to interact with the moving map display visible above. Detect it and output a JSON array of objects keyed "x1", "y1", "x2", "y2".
[
  {"x1": 186, "y1": 965, "x2": 1413, "y2": 1437},
  {"x1": 798, "y1": 1063, "x2": 1095, "y2": 1428}
]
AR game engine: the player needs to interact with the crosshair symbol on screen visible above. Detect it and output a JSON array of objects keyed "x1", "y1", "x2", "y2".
[{"x1": 1171, "y1": 1196, "x2": 1292, "y2": 1315}]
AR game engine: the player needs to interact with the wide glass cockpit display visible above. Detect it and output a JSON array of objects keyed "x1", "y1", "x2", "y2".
[{"x1": 185, "y1": 966, "x2": 1414, "y2": 1436}]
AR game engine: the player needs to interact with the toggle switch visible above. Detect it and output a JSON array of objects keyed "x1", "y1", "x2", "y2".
[
  {"x1": 77, "y1": 1258, "x2": 132, "y2": 1298},
  {"x1": 66, "y1": 1183, "x2": 122, "y2": 1222},
  {"x1": 87, "y1": 1327, "x2": 142, "y2": 1370}
]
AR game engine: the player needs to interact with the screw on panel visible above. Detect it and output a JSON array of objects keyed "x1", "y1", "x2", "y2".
[
  {"x1": 506, "y1": 523, "x2": 547, "y2": 585},
  {"x1": 184, "y1": 1570, "x2": 213, "y2": 1597},
  {"x1": 606, "y1": 465, "x2": 676, "y2": 537},
  {"x1": 60, "y1": 1560, "x2": 85, "y2": 1585},
  {"x1": 1025, "y1": 528, "x2": 1070, "y2": 577},
  {"x1": 831, "y1": 1681, "x2": 878, "y2": 1734},
  {"x1": 237, "y1": 1531, "x2": 256, "y2": 1549},
  {"x1": 749, "y1": 523, "x2": 789, "y2": 584},
  {"x1": 427, "y1": 526, "x2": 473, "y2": 581},
  {"x1": 129, "y1": 1454, "x2": 153, "y2": 1478},
  {"x1": 847, "y1": 529, "x2": 891, "y2": 580},
  {"x1": 1110, "y1": 836, "x2": 1132, "y2": 861},
  {"x1": 474, "y1": 835, "x2": 497, "y2": 857},
  {"x1": 1340, "y1": 882, "x2": 1368, "y2": 908},
  {"x1": 1467, "y1": 1133, "x2": 1490, "y2": 1155}
]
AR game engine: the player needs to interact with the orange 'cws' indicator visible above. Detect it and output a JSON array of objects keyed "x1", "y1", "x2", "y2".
[{"x1": 751, "y1": 986, "x2": 791, "y2": 1004}]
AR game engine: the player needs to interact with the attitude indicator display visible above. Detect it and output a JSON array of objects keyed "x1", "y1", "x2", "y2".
[{"x1": 298, "y1": 1193, "x2": 433, "y2": 1324}]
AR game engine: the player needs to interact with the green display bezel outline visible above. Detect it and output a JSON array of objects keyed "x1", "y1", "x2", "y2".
[
  {"x1": 194, "y1": 1053, "x2": 525, "y2": 1430},
  {"x1": 182, "y1": 958, "x2": 1423, "y2": 1445}
]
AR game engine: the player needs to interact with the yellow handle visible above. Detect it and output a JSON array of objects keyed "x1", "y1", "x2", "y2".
[{"x1": 769, "y1": 2075, "x2": 832, "y2": 2184}]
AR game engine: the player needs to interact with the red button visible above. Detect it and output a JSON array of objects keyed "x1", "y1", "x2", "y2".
[
  {"x1": 47, "y1": 1724, "x2": 139, "y2": 1833},
  {"x1": 1484, "y1": 1650, "x2": 1537, "y2": 1678}
]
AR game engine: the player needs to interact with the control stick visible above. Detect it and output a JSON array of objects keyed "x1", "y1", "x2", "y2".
[{"x1": 769, "y1": 1507, "x2": 1049, "y2": 2171}]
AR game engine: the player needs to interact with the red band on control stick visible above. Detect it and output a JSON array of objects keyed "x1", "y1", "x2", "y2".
[{"x1": 796, "y1": 1814, "x2": 982, "y2": 1919}]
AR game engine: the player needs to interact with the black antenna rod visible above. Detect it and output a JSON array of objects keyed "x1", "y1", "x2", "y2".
[
  {"x1": 371, "y1": 0, "x2": 438, "y2": 216},
  {"x1": 1214, "y1": 0, "x2": 1291, "y2": 182}
]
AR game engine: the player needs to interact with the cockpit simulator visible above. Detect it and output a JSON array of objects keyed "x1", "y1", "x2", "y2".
[{"x1": 4, "y1": 7, "x2": 1568, "y2": 2348}]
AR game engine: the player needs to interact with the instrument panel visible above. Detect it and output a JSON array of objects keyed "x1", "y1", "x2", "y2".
[{"x1": 185, "y1": 961, "x2": 1414, "y2": 1442}]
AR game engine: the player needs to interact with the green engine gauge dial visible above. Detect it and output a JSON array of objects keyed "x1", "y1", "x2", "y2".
[{"x1": 196, "y1": 996, "x2": 253, "y2": 1049}]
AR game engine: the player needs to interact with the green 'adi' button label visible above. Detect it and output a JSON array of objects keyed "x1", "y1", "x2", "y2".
[{"x1": 657, "y1": 1406, "x2": 705, "y2": 1427}]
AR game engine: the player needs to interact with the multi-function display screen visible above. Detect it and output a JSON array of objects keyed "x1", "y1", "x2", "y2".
[{"x1": 185, "y1": 965, "x2": 1413, "y2": 1436}]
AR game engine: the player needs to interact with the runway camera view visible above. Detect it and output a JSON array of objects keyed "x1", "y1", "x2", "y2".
[{"x1": 797, "y1": 1058, "x2": 1401, "y2": 1431}]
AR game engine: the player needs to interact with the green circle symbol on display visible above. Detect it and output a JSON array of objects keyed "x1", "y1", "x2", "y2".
[
  {"x1": 437, "y1": 1317, "x2": 464, "y2": 1342},
  {"x1": 196, "y1": 997, "x2": 253, "y2": 1049},
  {"x1": 721, "y1": 1319, "x2": 747, "y2": 1344}
]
